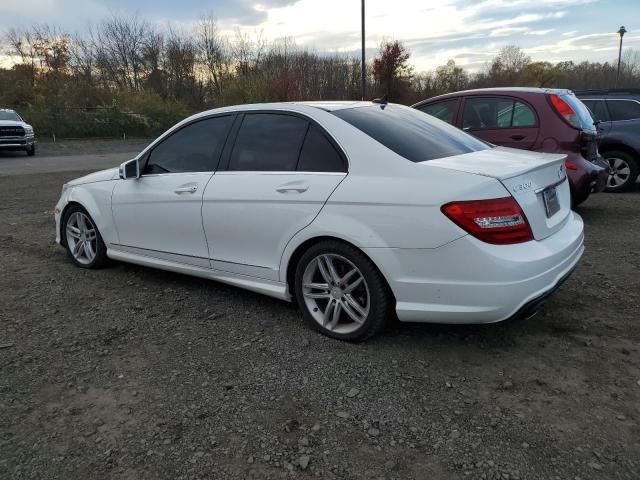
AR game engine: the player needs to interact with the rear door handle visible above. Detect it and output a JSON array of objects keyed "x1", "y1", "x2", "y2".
[
  {"x1": 510, "y1": 134, "x2": 526, "y2": 141},
  {"x1": 277, "y1": 187, "x2": 308, "y2": 193},
  {"x1": 276, "y1": 182, "x2": 309, "y2": 194},
  {"x1": 174, "y1": 184, "x2": 198, "y2": 194}
]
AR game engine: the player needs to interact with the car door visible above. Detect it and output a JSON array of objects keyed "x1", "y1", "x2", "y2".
[
  {"x1": 460, "y1": 96, "x2": 539, "y2": 149},
  {"x1": 202, "y1": 112, "x2": 347, "y2": 281},
  {"x1": 111, "y1": 114, "x2": 234, "y2": 268}
]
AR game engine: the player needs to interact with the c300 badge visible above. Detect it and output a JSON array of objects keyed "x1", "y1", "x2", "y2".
[{"x1": 512, "y1": 181, "x2": 532, "y2": 193}]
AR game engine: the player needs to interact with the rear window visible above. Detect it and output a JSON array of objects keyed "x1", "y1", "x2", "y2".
[
  {"x1": 332, "y1": 104, "x2": 489, "y2": 162},
  {"x1": 561, "y1": 94, "x2": 597, "y2": 133}
]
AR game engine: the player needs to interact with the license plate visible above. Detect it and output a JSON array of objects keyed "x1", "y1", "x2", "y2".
[{"x1": 542, "y1": 186, "x2": 560, "y2": 218}]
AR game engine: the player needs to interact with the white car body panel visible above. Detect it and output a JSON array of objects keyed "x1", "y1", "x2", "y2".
[
  {"x1": 203, "y1": 171, "x2": 346, "y2": 280},
  {"x1": 111, "y1": 172, "x2": 214, "y2": 268},
  {"x1": 54, "y1": 101, "x2": 585, "y2": 324}
]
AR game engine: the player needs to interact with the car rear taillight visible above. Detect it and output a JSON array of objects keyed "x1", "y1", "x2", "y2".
[
  {"x1": 565, "y1": 160, "x2": 578, "y2": 170},
  {"x1": 441, "y1": 197, "x2": 534, "y2": 245},
  {"x1": 549, "y1": 94, "x2": 581, "y2": 129}
]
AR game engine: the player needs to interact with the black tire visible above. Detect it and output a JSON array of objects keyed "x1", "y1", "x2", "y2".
[
  {"x1": 294, "y1": 240, "x2": 393, "y2": 342},
  {"x1": 62, "y1": 204, "x2": 109, "y2": 269},
  {"x1": 27, "y1": 145, "x2": 35, "y2": 156},
  {"x1": 602, "y1": 150, "x2": 639, "y2": 192}
]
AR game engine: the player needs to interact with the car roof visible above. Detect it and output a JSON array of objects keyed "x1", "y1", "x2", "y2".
[
  {"x1": 0, "y1": 108, "x2": 18, "y2": 112},
  {"x1": 186, "y1": 101, "x2": 379, "y2": 121},
  {"x1": 574, "y1": 88, "x2": 640, "y2": 98},
  {"x1": 412, "y1": 87, "x2": 573, "y2": 107}
]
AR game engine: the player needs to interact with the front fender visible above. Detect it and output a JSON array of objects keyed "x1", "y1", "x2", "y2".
[{"x1": 61, "y1": 182, "x2": 118, "y2": 246}]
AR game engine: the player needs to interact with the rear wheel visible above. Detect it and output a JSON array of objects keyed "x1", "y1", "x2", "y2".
[
  {"x1": 603, "y1": 150, "x2": 638, "y2": 192},
  {"x1": 294, "y1": 240, "x2": 392, "y2": 342},
  {"x1": 62, "y1": 205, "x2": 108, "y2": 268}
]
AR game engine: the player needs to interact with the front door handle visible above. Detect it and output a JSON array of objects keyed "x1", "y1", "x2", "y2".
[{"x1": 174, "y1": 184, "x2": 198, "y2": 194}]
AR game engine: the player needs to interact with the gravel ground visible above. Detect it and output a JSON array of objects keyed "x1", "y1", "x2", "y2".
[{"x1": 0, "y1": 165, "x2": 639, "y2": 480}]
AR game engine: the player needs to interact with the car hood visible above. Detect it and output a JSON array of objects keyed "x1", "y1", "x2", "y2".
[
  {"x1": 67, "y1": 167, "x2": 119, "y2": 186},
  {"x1": 0, "y1": 120, "x2": 32, "y2": 129}
]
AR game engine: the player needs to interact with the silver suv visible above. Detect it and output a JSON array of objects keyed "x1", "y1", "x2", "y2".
[{"x1": 0, "y1": 109, "x2": 36, "y2": 156}]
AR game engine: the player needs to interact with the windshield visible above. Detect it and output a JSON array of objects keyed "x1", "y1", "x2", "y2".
[
  {"x1": 0, "y1": 110, "x2": 22, "y2": 122},
  {"x1": 562, "y1": 94, "x2": 597, "y2": 133},
  {"x1": 331, "y1": 104, "x2": 490, "y2": 162}
]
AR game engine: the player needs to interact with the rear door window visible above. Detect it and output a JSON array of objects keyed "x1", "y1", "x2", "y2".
[
  {"x1": 606, "y1": 99, "x2": 640, "y2": 121},
  {"x1": 228, "y1": 114, "x2": 308, "y2": 171},
  {"x1": 462, "y1": 97, "x2": 536, "y2": 130},
  {"x1": 332, "y1": 104, "x2": 489, "y2": 162},
  {"x1": 297, "y1": 125, "x2": 346, "y2": 172},
  {"x1": 416, "y1": 100, "x2": 458, "y2": 124}
]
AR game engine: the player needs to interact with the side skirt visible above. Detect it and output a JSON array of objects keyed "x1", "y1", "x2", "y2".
[{"x1": 107, "y1": 247, "x2": 290, "y2": 301}]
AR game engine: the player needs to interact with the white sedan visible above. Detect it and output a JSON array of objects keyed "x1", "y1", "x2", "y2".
[{"x1": 54, "y1": 101, "x2": 584, "y2": 341}]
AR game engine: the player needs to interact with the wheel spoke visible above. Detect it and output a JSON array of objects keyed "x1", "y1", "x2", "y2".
[
  {"x1": 72, "y1": 239, "x2": 83, "y2": 256},
  {"x1": 338, "y1": 268, "x2": 358, "y2": 286},
  {"x1": 84, "y1": 240, "x2": 95, "y2": 260},
  {"x1": 76, "y1": 213, "x2": 86, "y2": 231},
  {"x1": 85, "y1": 229, "x2": 97, "y2": 241},
  {"x1": 324, "y1": 256, "x2": 340, "y2": 284},
  {"x1": 342, "y1": 294, "x2": 366, "y2": 323},
  {"x1": 66, "y1": 227, "x2": 81, "y2": 239},
  {"x1": 617, "y1": 167, "x2": 630, "y2": 177},
  {"x1": 303, "y1": 282, "x2": 330, "y2": 299},
  {"x1": 323, "y1": 299, "x2": 336, "y2": 327},
  {"x1": 343, "y1": 275, "x2": 363, "y2": 294},
  {"x1": 327, "y1": 301, "x2": 342, "y2": 331},
  {"x1": 613, "y1": 158, "x2": 625, "y2": 169},
  {"x1": 317, "y1": 257, "x2": 332, "y2": 283}
]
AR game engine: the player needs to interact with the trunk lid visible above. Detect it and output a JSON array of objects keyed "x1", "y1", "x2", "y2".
[{"x1": 426, "y1": 146, "x2": 571, "y2": 240}]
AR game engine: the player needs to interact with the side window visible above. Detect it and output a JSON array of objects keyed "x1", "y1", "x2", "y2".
[
  {"x1": 512, "y1": 101, "x2": 536, "y2": 127},
  {"x1": 463, "y1": 97, "x2": 510, "y2": 130},
  {"x1": 228, "y1": 114, "x2": 308, "y2": 171},
  {"x1": 463, "y1": 98, "x2": 536, "y2": 130},
  {"x1": 582, "y1": 99, "x2": 608, "y2": 122},
  {"x1": 606, "y1": 100, "x2": 640, "y2": 121},
  {"x1": 144, "y1": 116, "x2": 233, "y2": 174},
  {"x1": 417, "y1": 100, "x2": 457, "y2": 125},
  {"x1": 297, "y1": 125, "x2": 345, "y2": 172}
]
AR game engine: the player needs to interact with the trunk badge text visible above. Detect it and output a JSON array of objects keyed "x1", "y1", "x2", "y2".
[{"x1": 512, "y1": 181, "x2": 532, "y2": 193}]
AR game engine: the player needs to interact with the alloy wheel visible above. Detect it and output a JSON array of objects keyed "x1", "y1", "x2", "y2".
[
  {"x1": 302, "y1": 254, "x2": 370, "y2": 334},
  {"x1": 66, "y1": 211, "x2": 98, "y2": 265},
  {"x1": 607, "y1": 157, "x2": 632, "y2": 189}
]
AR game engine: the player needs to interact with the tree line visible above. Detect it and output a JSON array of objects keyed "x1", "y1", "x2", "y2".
[{"x1": 1, "y1": 15, "x2": 639, "y2": 138}]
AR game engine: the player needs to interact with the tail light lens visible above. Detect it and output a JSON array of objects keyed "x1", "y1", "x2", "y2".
[
  {"x1": 565, "y1": 160, "x2": 578, "y2": 170},
  {"x1": 441, "y1": 197, "x2": 534, "y2": 245},
  {"x1": 549, "y1": 94, "x2": 581, "y2": 129}
]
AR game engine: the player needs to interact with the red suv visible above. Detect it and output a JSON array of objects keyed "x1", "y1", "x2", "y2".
[{"x1": 412, "y1": 88, "x2": 609, "y2": 205}]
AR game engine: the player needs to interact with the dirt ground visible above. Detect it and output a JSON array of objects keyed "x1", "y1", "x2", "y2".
[{"x1": 0, "y1": 157, "x2": 639, "y2": 479}]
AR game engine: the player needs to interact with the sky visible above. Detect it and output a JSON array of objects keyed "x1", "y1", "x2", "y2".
[{"x1": 1, "y1": 0, "x2": 639, "y2": 72}]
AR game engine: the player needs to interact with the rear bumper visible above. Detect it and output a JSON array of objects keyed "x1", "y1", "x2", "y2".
[
  {"x1": 566, "y1": 153, "x2": 608, "y2": 200},
  {"x1": 364, "y1": 211, "x2": 584, "y2": 324}
]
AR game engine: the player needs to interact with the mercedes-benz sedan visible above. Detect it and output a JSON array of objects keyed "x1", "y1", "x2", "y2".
[{"x1": 54, "y1": 101, "x2": 584, "y2": 341}]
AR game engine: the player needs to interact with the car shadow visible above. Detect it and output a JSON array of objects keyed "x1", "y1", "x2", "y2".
[{"x1": 109, "y1": 259, "x2": 568, "y2": 351}]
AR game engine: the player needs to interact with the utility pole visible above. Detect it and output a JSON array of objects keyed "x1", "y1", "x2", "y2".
[
  {"x1": 616, "y1": 26, "x2": 627, "y2": 88},
  {"x1": 361, "y1": 0, "x2": 366, "y2": 100}
]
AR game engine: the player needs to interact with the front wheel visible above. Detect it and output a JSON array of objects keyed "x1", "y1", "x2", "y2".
[
  {"x1": 62, "y1": 205, "x2": 108, "y2": 268},
  {"x1": 27, "y1": 145, "x2": 35, "y2": 156},
  {"x1": 294, "y1": 240, "x2": 392, "y2": 342},
  {"x1": 603, "y1": 151, "x2": 638, "y2": 192}
]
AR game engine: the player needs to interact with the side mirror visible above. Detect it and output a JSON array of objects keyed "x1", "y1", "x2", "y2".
[{"x1": 119, "y1": 158, "x2": 140, "y2": 180}]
